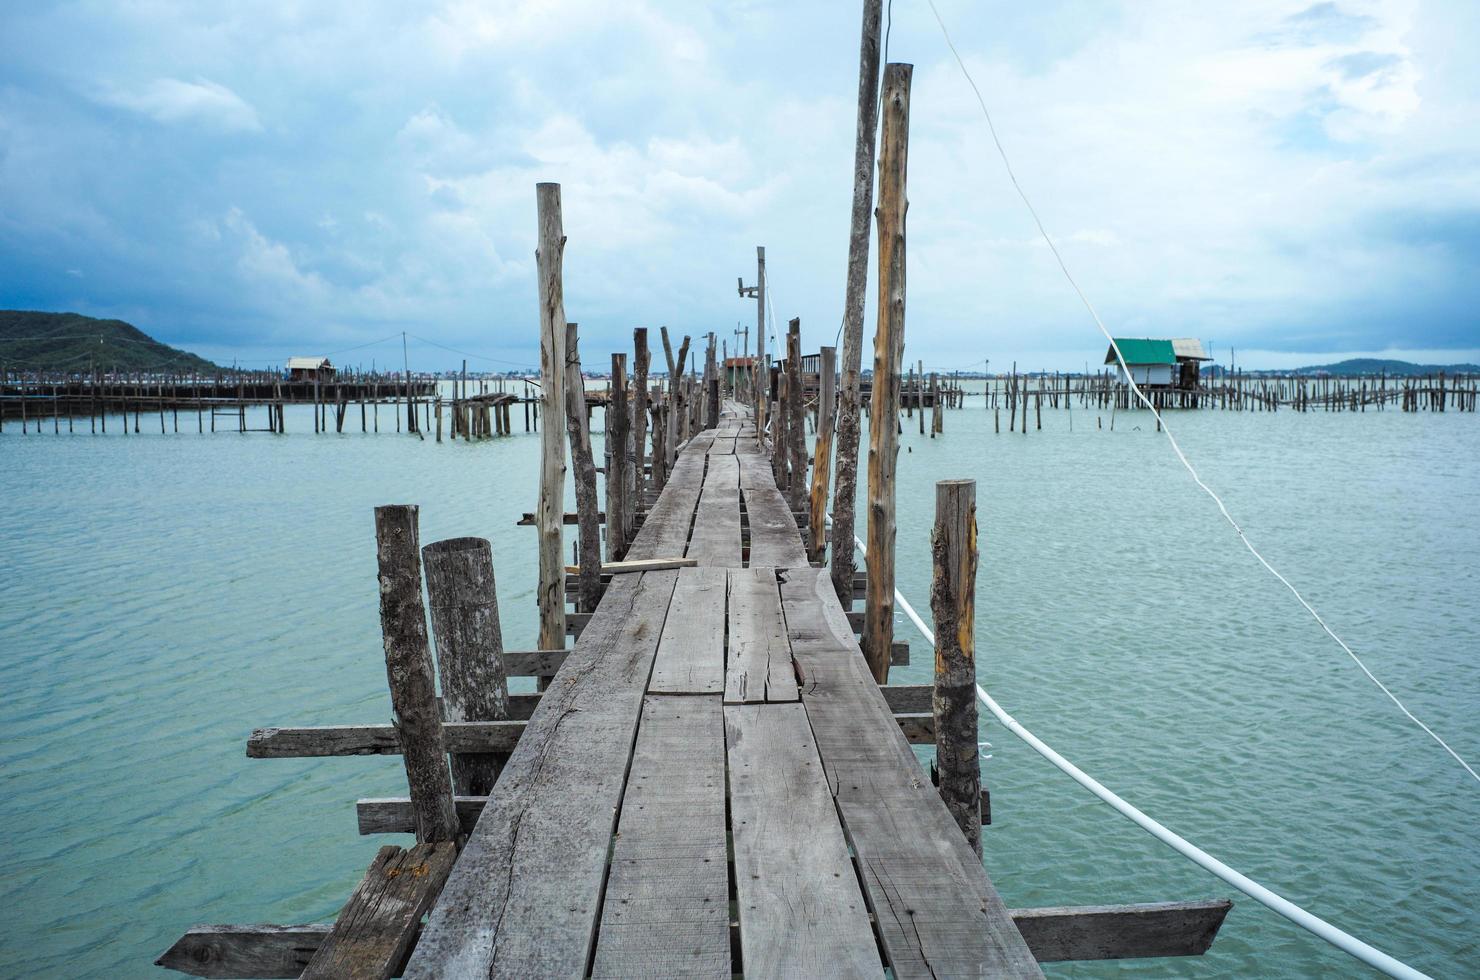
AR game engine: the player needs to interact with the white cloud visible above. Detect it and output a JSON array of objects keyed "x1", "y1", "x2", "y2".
[{"x1": 95, "y1": 77, "x2": 262, "y2": 132}]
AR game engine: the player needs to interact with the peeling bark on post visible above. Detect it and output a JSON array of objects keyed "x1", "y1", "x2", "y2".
[
  {"x1": 374, "y1": 505, "x2": 459, "y2": 845},
  {"x1": 862, "y1": 63, "x2": 911, "y2": 685},
  {"x1": 563, "y1": 323, "x2": 603, "y2": 613},
  {"x1": 930, "y1": 480, "x2": 982, "y2": 857},
  {"x1": 808, "y1": 346, "x2": 837, "y2": 565},
  {"x1": 830, "y1": 0, "x2": 884, "y2": 606},
  {"x1": 422, "y1": 535, "x2": 510, "y2": 797},
  {"x1": 535, "y1": 183, "x2": 568, "y2": 652}
]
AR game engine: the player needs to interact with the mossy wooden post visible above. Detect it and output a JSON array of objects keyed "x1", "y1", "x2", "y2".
[
  {"x1": 862, "y1": 62, "x2": 911, "y2": 684},
  {"x1": 607, "y1": 352, "x2": 630, "y2": 562},
  {"x1": 422, "y1": 536, "x2": 510, "y2": 796},
  {"x1": 830, "y1": 0, "x2": 884, "y2": 606},
  {"x1": 632, "y1": 327, "x2": 650, "y2": 505},
  {"x1": 786, "y1": 319, "x2": 806, "y2": 514},
  {"x1": 374, "y1": 505, "x2": 458, "y2": 844},
  {"x1": 535, "y1": 182, "x2": 568, "y2": 652},
  {"x1": 808, "y1": 346, "x2": 837, "y2": 564},
  {"x1": 563, "y1": 323, "x2": 603, "y2": 613},
  {"x1": 930, "y1": 480, "x2": 982, "y2": 856}
]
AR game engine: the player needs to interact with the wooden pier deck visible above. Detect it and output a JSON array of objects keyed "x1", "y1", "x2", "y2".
[{"x1": 403, "y1": 401, "x2": 1042, "y2": 978}]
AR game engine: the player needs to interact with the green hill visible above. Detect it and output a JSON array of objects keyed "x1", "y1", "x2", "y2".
[
  {"x1": 0, "y1": 310, "x2": 220, "y2": 374},
  {"x1": 1291, "y1": 358, "x2": 1480, "y2": 376}
]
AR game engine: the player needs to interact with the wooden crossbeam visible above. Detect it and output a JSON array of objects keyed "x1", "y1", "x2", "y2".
[{"x1": 155, "y1": 900, "x2": 1231, "y2": 976}]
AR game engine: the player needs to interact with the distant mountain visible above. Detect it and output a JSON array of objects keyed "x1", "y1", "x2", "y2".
[
  {"x1": 1206, "y1": 358, "x2": 1478, "y2": 377},
  {"x1": 0, "y1": 311, "x2": 219, "y2": 374}
]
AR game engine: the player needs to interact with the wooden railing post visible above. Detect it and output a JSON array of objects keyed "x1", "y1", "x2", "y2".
[
  {"x1": 786, "y1": 319, "x2": 806, "y2": 514},
  {"x1": 422, "y1": 536, "x2": 511, "y2": 797},
  {"x1": 808, "y1": 346, "x2": 837, "y2": 565},
  {"x1": 374, "y1": 505, "x2": 459, "y2": 844},
  {"x1": 930, "y1": 480, "x2": 982, "y2": 856},
  {"x1": 535, "y1": 182, "x2": 568, "y2": 652},
  {"x1": 632, "y1": 328, "x2": 650, "y2": 507},
  {"x1": 862, "y1": 62, "x2": 911, "y2": 684},
  {"x1": 563, "y1": 323, "x2": 603, "y2": 613},
  {"x1": 607, "y1": 352, "x2": 630, "y2": 561}
]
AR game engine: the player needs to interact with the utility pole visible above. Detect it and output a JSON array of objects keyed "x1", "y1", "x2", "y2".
[{"x1": 736, "y1": 247, "x2": 766, "y2": 438}]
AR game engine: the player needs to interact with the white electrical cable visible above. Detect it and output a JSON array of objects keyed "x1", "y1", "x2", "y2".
[
  {"x1": 846, "y1": 527, "x2": 1431, "y2": 979},
  {"x1": 923, "y1": 0, "x2": 1477, "y2": 787}
]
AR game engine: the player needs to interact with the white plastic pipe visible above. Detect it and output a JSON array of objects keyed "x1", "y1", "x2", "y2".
[{"x1": 848, "y1": 528, "x2": 1431, "y2": 980}]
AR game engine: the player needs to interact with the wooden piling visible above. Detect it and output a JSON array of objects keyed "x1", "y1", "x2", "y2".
[
  {"x1": 930, "y1": 479, "x2": 983, "y2": 856},
  {"x1": 608, "y1": 352, "x2": 631, "y2": 563},
  {"x1": 564, "y1": 324, "x2": 604, "y2": 614},
  {"x1": 632, "y1": 328, "x2": 650, "y2": 504},
  {"x1": 808, "y1": 346, "x2": 837, "y2": 564},
  {"x1": 535, "y1": 182, "x2": 569, "y2": 652},
  {"x1": 421, "y1": 536, "x2": 510, "y2": 797},
  {"x1": 373, "y1": 505, "x2": 459, "y2": 845},
  {"x1": 786, "y1": 319, "x2": 806, "y2": 514},
  {"x1": 862, "y1": 62, "x2": 912, "y2": 685}
]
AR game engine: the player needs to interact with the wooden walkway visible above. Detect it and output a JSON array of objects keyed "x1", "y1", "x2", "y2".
[{"x1": 403, "y1": 401, "x2": 1043, "y2": 978}]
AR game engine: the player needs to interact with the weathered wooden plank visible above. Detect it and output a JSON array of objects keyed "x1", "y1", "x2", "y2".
[
  {"x1": 625, "y1": 457, "x2": 704, "y2": 561},
  {"x1": 357, "y1": 796, "x2": 487, "y2": 836},
  {"x1": 153, "y1": 899, "x2": 1230, "y2": 977},
  {"x1": 592, "y1": 696, "x2": 730, "y2": 978},
  {"x1": 780, "y1": 567, "x2": 1043, "y2": 979},
  {"x1": 724, "y1": 702, "x2": 879, "y2": 977},
  {"x1": 403, "y1": 569, "x2": 679, "y2": 979},
  {"x1": 742, "y1": 483, "x2": 810, "y2": 567},
  {"x1": 1012, "y1": 900, "x2": 1232, "y2": 962},
  {"x1": 155, "y1": 924, "x2": 331, "y2": 978},
  {"x1": 246, "y1": 720, "x2": 524, "y2": 758},
  {"x1": 300, "y1": 842, "x2": 456, "y2": 980},
  {"x1": 649, "y1": 566, "x2": 727, "y2": 694},
  {"x1": 724, "y1": 567, "x2": 798, "y2": 704},
  {"x1": 686, "y1": 455, "x2": 741, "y2": 567},
  {"x1": 564, "y1": 556, "x2": 695, "y2": 575},
  {"x1": 502, "y1": 649, "x2": 567, "y2": 677}
]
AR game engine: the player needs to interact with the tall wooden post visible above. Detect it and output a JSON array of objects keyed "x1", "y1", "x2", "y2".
[
  {"x1": 374, "y1": 505, "x2": 459, "y2": 844},
  {"x1": 422, "y1": 536, "x2": 511, "y2": 797},
  {"x1": 930, "y1": 480, "x2": 982, "y2": 856},
  {"x1": 535, "y1": 183, "x2": 568, "y2": 652},
  {"x1": 563, "y1": 324, "x2": 603, "y2": 613},
  {"x1": 830, "y1": 0, "x2": 884, "y2": 606},
  {"x1": 808, "y1": 346, "x2": 838, "y2": 564},
  {"x1": 862, "y1": 63, "x2": 911, "y2": 685},
  {"x1": 705, "y1": 332, "x2": 720, "y2": 428},
  {"x1": 786, "y1": 319, "x2": 806, "y2": 514},
  {"x1": 607, "y1": 353, "x2": 630, "y2": 562},
  {"x1": 632, "y1": 328, "x2": 650, "y2": 505}
]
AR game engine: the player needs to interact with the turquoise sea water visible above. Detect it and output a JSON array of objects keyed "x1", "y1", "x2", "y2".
[{"x1": 1, "y1": 394, "x2": 1476, "y2": 977}]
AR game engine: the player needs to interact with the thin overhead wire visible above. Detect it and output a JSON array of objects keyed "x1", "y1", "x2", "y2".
[{"x1": 924, "y1": 0, "x2": 1477, "y2": 786}]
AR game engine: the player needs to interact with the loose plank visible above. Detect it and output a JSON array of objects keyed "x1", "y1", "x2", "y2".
[
  {"x1": 626, "y1": 457, "x2": 704, "y2": 560},
  {"x1": 301, "y1": 843, "x2": 456, "y2": 980},
  {"x1": 725, "y1": 702, "x2": 878, "y2": 977},
  {"x1": 592, "y1": 696, "x2": 729, "y2": 978},
  {"x1": 247, "y1": 721, "x2": 524, "y2": 758},
  {"x1": 403, "y1": 570, "x2": 679, "y2": 979},
  {"x1": 724, "y1": 567, "x2": 798, "y2": 704},
  {"x1": 649, "y1": 566, "x2": 727, "y2": 694}
]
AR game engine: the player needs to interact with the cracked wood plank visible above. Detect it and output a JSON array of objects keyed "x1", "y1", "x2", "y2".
[
  {"x1": 724, "y1": 567, "x2": 799, "y2": 704},
  {"x1": 402, "y1": 569, "x2": 679, "y2": 979},
  {"x1": 649, "y1": 566, "x2": 728, "y2": 694},
  {"x1": 780, "y1": 566, "x2": 1043, "y2": 979},
  {"x1": 591, "y1": 695, "x2": 729, "y2": 978},
  {"x1": 742, "y1": 483, "x2": 809, "y2": 568},
  {"x1": 626, "y1": 452, "x2": 705, "y2": 561},
  {"x1": 725, "y1": 702, "x2": 879, "y2": 977}
]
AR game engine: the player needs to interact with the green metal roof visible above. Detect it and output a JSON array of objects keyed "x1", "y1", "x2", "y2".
[{"x1": 1104, "y1": 338, "x2": 1176, "y2": 366}]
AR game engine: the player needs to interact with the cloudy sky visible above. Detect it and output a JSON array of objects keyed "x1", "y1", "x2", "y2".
[{"x1": 2, "y1": 0, "x2": 1478, "y2": 371}]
